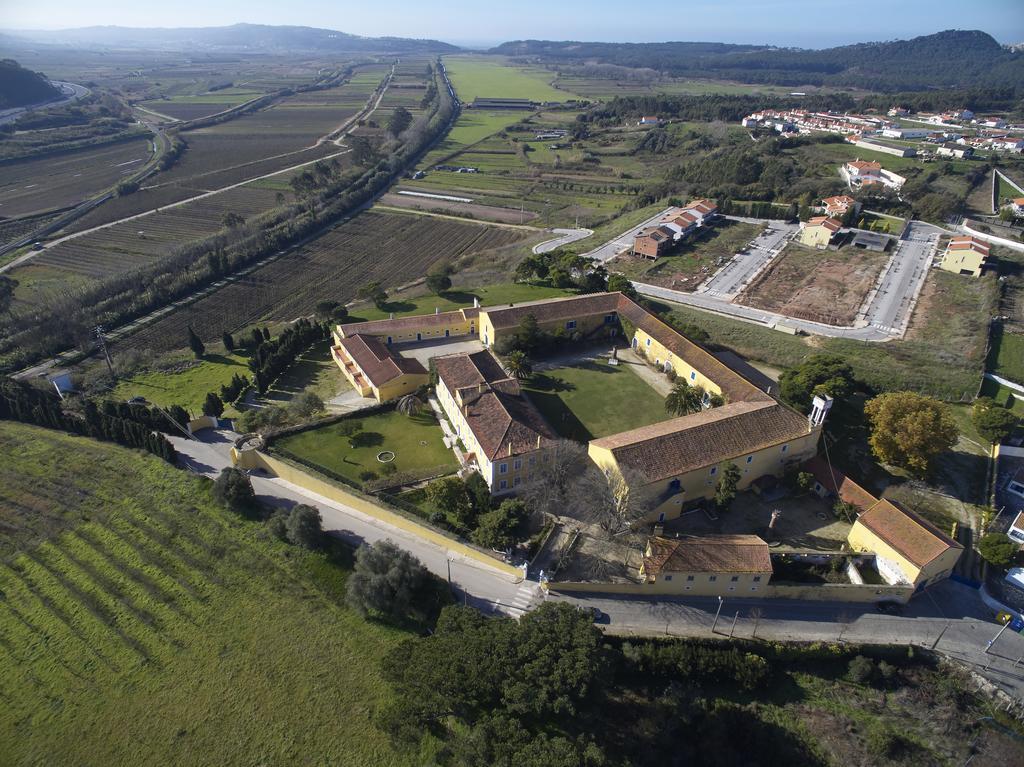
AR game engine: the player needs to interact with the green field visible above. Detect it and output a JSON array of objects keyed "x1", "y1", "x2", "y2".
[
  {"x1": 444, "y1": 55, "x2": 572, "y2": 103},
  {"x1": 351, "y1": 282, "x2": 574, "y2": 322},
  {"x1": 273, "y1": 409, "x2": 457, "y2": 485},
  {"x1": 987, "y1": 327, "x2": 1024, "y2": 384},
  {"x1": 0, "y1": 421, "x2": 416, "y2": 766},
  {"x1": 255, "y1": 339, "x2": 352, "y2": 408},
  {"x1": 111, "y1": 351, "x2": 252, "y2": 416},
  {"x1": 523, "y1": 360, "x2": 667, "y2": 441}
]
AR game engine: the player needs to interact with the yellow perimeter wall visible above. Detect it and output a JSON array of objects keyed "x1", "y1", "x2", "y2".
[
  {"x1": 548, "y1": 579, "x2": 914, "y2": 603},
  {"x1": 231, "y1": 447, "x2": 523, "y2": 580},
  {"x1": 799, "y1": 225, "x2": 834, "y2": 249}
]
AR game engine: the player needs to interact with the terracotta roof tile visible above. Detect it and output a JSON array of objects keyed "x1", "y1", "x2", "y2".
[
  {"x1": 338, "y1": 307, "x2": 478, "y2": 337},
  {"x1": 803, "y1": 456, "x2": 878, "y2": 511},
  {"x1": 434, "y1": 350, "x2": 509, "y2": 391},
  {"x1": 644, "y1": 535, "x2": 772, "y2": 576},
  {"x1": 806, "y1": 216, "x2": 842, "y2": 232},
  {"x1": 337, "y1": 334, "x2": 426, "y2": 387},
  {"x1": 481, "y1": 292, "x2": 621, "y2": 330},
  {"x1": 857, "y1": 499, "x2": 962, "y2": 569},
  {"x1": 592, "y1": 399, "x2": 809, "y2": 482}
]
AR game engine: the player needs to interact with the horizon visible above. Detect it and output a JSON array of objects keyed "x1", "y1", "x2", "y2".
[{"x1": 1, "y1": 0, "x2": 1022, "y2": 49}]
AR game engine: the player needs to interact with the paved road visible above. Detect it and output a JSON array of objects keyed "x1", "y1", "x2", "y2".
[
  {"x1": 697, "y1": 221, "x2": 798, "y2": 298},
  {"x1": 533, "y1": 228, "x2": 594, "y2": 254},
  {"x1": 170, "y1": 429, "x2": 543, "y2": 618},
  {"x1": 583, "y1": 207, "x2": 675, "y2": 263},
  {"x1": 551, "y1": 581, "x2": 1024, "y2": 699},
  {"x1": 0, "y1": 81, "x2": 89, "y2": 126},
  {"x1": 635, "y1": 281, "x2": 895, "y2": 341},
  {"x1": 860, "y1": 220, "x2": 940, "y2": 335}
]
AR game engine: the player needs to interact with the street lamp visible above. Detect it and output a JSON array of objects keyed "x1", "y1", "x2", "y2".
[{"x1": 711, "y1": 595, "x2": 724, "y2": 634}]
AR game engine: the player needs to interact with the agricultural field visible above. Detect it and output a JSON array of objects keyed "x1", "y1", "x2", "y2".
[
  {"x1": 0, "y1": 420, "x2": 416, "y2": 766},
  {"x1": 109, "y1": 350, "x2": 252, "y2": 416},
  {"x1": 351, "y1": 282, "x2": 573, "y2": 323},
  {"x1": 138, "y1": 86, "x2": 271, "y2": 121},
  {"x1": 114, "y1": 211, "x2": 531, "y2": 354},
  {"x1": 549, "y1": 73, "x2": 820, "y2": 100},
  {"x1": 443, "y1": 55, "x2": 573, "y2": 103},
  {"x1": 737, "y1": 242, "x2": 890, "y2": 325},
  {"x1": 14, "y1": 184, "x2": 289, "y2": 309},
  {"x1": 272, "y1": 409, "x2": 457, "y2": 486},
  {"x1": 987, "y1": 325, "x2": 1024, "y2": 384},
  {"x1": 0, "y1": 137, "x2": 153, "y2": 220},
  {"x1": 611, "y1": 220, "x2": 763, "y2": 290},
  {"x1": 523, "y1": 359, "x2": 667, "y2": 441}
]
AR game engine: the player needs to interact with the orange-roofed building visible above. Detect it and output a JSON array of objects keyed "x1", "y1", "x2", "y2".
[
  {"x1": 638, "y1": 535, "x2": 772, "y2": 595},
  {"x1": 799, "y1": 216, "x2": 842, "y2": 248},
  {"x1": 822, "y1": 195, "x2": 859, "y2": 218},
  {"x1": 939, "y1": 235, "x2": 990, "y2": 278}
]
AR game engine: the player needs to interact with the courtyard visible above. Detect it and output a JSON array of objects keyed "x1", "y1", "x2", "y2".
[
  {"x1": 522, "y1": 349, "x2": 668, "y2": 441},
  {"x1": 271, "y1": 409, "x2": 458, "y2": 486}
]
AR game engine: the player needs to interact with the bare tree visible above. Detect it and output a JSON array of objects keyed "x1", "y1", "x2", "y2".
[
  {"x1": 749, "y1": 607, "x2": 764, "y2": 639},
  {"x1": 522, "y1": 440, "x2": 590, "y2": 520},
  {"x1": 567, "y1": 463, "x2": 655, "y2": 537}
]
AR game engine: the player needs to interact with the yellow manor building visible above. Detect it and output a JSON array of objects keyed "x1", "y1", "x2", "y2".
[{"x1": 334, "y1": 292, "x2": 828, "y2": 500}]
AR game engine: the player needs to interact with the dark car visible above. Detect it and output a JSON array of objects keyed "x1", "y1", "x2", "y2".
[
  {"x1": 583, "y1": 606, "x2": 610, "y2": 624},
  {"x1": 875, "y1": 600, "x2": 903, "y2": 615}
]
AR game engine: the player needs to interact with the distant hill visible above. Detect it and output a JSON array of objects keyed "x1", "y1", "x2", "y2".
[
  {"x1": 0, "y1": 58, "x2": 59, "y2": 109},
  {"x1": 492, "y1": 30, "x2": 1024, "y2": 92},
  {"x1": 2, "y1": 23, "x2": 459, "y2": 54}
]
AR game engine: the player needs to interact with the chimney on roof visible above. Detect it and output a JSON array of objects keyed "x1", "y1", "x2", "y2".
[
  {"x1": 473, "y1": 297, "x2": 480, "y2": 308},
  {"x1": 389, "y1": 313, "x2": 394, "y2": 320},
  {"x1": 435, "y1": 307, "x2": 440, "y2": 314}
]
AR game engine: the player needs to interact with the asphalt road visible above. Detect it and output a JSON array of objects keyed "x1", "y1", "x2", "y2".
[
  {"x1": 583, "y1": 207, "x2": 675, "y2": 263},
  {"x1": 533, "y1": 228, "x2": 594, "y2": 254},
  {"x1": 170, "y1": 429, "x2": 543, "y2": 618},
  {"x1": 860, "y1": 220, "x2": 940, "y2": 335},
  {"x1": 697, "y1": 221, "x2": 798, "y2": 298},
  {"x1": 0, "y1": 81, "x2": 89, "y2": 126}
]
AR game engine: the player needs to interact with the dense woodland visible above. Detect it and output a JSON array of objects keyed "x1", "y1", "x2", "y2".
[
  {"x1": 495, "y1": 30, "x2": 1024, "y2": 92},
  {"x1": 0, "y1": 58, "x2": 59, "y2": 108}
]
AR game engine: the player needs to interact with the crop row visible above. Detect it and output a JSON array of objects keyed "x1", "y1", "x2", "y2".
[{"x1": 116, "y1": 211, "x2": 528, "y2": 353}]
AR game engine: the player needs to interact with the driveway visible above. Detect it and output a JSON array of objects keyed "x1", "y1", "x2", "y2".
[
  {"x1": 860, "y1": 220, "x2": 940, "y2": 335},
  {"x1": 533, "y1": 228, "x2": 593, "y2": 254},
  {"x1": 697, "y1": 221, "x2": 798, "y2": 298},
  {"x1": 583, "y1": 207, "x2": 675, "y2": 263},
  {"x1": 171, "y1": 428, "x2": 542, "y2": 617}
]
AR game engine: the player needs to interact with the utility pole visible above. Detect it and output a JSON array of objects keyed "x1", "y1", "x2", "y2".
[
  {"x1": 986, "y1": 619, "x2": 1012, "y2": 654},
  {"x1": 729, "y1": 611, "x2": 739, "y2": 638},
  {"x1": 711, "y1": 596, "x2": 724, "y2": 634},
  {"x1": 94, "y1": 325, "x2": 114, "y2": 378},
  {"x1": 931, "y1": 621, "x2": 951, "y2": 650}
]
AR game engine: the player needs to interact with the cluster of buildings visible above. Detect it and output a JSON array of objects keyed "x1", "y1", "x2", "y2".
[
  {"x1": 631, "y1": 199, "x2": 719, "y2": 259},
  {"x1": 740, "y1": 108, "x2": 888, "y2": 138},
  {"x1": 937, "y1": 234, "x2": 990, "y2": 278},
  {"x1": 842, "y1": 159, "x2": 906, "y2": 190}
]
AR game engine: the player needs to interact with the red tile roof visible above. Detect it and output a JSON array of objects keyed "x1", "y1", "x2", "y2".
[
  {"x1": 644, "y1": 535, "x2": 772, "y2": 576},
  {"x1": 856, "y1": 499, "x2": 962, "y2": 569},
  {"x1": 947, "y1": 235, "x2": 990, "y2": 255},
  {"x1": 591, "y1": 399, "x2": 809, "y2": 482},
  {"x1": 337, "y1": 334, "x2": 426, "y2": 388},
  {"x1": 847, "y1": 160, "x2": 882, "y2": 171},
  {"x1": 806, "y1": 216, "x2": 842, "y2": 233},
  {"x1": 803, "y1": 455, "x2": 878, "y2": 511},
  {"x1": 338, "y1": 307, "x2": 478, "y2": 337},
  {"x1": 481, "y1": 292, "x2": 621, "y2": 331}
]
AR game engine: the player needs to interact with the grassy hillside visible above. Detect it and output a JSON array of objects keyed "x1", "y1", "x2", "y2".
[{"x1": 0, "y1": 421, "x2": 416, "y2": 766}]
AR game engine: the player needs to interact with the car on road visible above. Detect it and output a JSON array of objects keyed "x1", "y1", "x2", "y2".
[
  {"x1": 583, "y1": 606, "x2": 610, "y2": 624},
  {"x1": 875, "y1": 600, "x2": 903, "y2": 615}
]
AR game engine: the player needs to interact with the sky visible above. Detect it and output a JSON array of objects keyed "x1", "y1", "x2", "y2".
[{"x1": 0, "y1": 0, "x2": 1022, "y2": 49}]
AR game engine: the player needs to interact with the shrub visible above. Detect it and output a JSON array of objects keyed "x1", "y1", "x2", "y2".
[
  {"x1": 212, "y1": 467, "x2": 256, "y2": 515},
  {"x1": 345, "y1": 540, "x2": 433, "y2": 623},
  {"x1": 978, "y1": 533, "x2": 1016, "y2": 568},
  {"x1": 359, "y1": 469, "x2": 378, "y2": 482},
  {"x1": 847, "y1": 654, "x2": 874, "y2": 684},
  {"x1": 286, "y1": 504, "x2": 324, "y2": 549},
  {"x1": 267, "y1": 512, "x2": 288, "y2": 541}
]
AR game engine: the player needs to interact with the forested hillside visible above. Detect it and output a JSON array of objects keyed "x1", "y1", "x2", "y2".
[
  {"x1": 0, "y1": 58, "x2": 58, "y2": 108},
  {"x1": 493, "y1": 30, "x2": 1024, "y2": 91}
]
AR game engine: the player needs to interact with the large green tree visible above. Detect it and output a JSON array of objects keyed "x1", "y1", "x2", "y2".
[
  {"x1": 665, "y1": 380, "x2": 705, "y2": 416},
  {"x1": 714, "y1": 461, "x2": 741, "y2": 511},
  {"x1": 972, "y1": 397, "x2": 1018, "y2": 445},
  {"x1": 779, "y1": 354, "x2": 856, "y2": 411},
  {"x1": 426, "y1": 476, "x2": 475, "y2": 530},
  {"x1": 345, "y1": 540, "x2": 433, "y2": 623},
  {"x1": 864, "y1": 392, "x2": 958, "y2": 476},
  {"x1": 471, "y1": 499, "x2": 529, "y2": 551}
]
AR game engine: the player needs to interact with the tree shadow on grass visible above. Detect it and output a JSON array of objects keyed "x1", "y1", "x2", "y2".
[
  {"x1": 203, "y1": 353, "x2": 248, "y2": 368},
  {"x1": 524, "y1": 389, "x2": 591, "y2": 442},
  {"x1": 350, "y1": 431, "x2": 384, "y2": 449},
  {"x1": 382, "y1": 299, "x2": 417, "y2": 314},
  {"x1": 439, "y1": 290, "x2": 478, "y2": 304},
  {"x1": 525, "y1": 373, "x2": 576, "y2": 393}
]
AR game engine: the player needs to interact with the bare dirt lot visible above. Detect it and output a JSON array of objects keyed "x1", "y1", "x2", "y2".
[
  {"x1": 737, "y1": 242, "x2": 888, "y2": 325},
  {"x1": 379, "y1": 192, "x2": 537, "y2": 224}
]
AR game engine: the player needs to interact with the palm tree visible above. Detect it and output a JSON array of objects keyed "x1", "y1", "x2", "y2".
[
  {"x1": 503, "y1": 350, "x2": 533, "y2": 380},
  {"x1": 396, "y1": 393, "x2": 424, "y2": 417},
  {"x1": 665, "y1": 381, "x2": 704, "y2": 416}
]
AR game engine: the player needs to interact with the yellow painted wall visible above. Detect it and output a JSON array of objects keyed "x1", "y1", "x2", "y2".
[
  {"x1": 337, "y1": 314, "x2": 476, "y2": 344},
  {"x1": 938, "y1": 250, "x2": 985, "y2": 278},
  {"x1": 478, "y1": 308, "x2": 617, "y2": 347},
  {"x1": 631, "y1": 328, "x2": 722, "y2": 396},
  {"x1": 374, "y1": 373, "x2": 429, "y2": 403},
  {"x1": 230, "y1": 447, "x2": 524, "y2": 579},
  {"x1": 847, "y1": 520, "x2": 960, "y2": 587},
  {"x1": 799, "y1": 225, "x2": 834, "y2": 249},
  {"x1": 548, "y1": 579, "x2": 914, "y2": 602},
  {"x1": 642, "y1": 570, "x2": 769, "y2": 596},
  {"x1": 589, "y1": 428, "x2": 820, "y2": 521}
]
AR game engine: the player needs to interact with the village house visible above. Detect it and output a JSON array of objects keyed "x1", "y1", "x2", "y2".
[
  {"x1": 631, "y1": 224, "x2": 674, "y2": 259},
  {"x1": 799, "y1": 216, "x2": 842, "y2": 248},
  {"x1": 846, "y1": 499, "x2": 963, "y2": 591},
  {"x1": 330, "y1": 333, "x2": 428, "y2": 401},
  {"x1": 821, "y1": 195, "x2": 859, "y2": 218},
  {"x1": 936, "y1": 144, "x2": 973, "y2": 159},
  {"x1": 804, "y1": 456, "x2": 878, "y2": 512},
  {"x1": 1013, "y1": 198, "x2": 1024, "y2": 217},
  {"x1": 844, "y1": 159, "x2": 882, "y2": 181},
  {"x1": 938, "y1": 235, "x2": 990, "y2": 278},
  {"x1": 433, "y1": 350, "x2": 557, "y2": 494},
  {"x1": 638, "y1": 535, "x2": 773, "y2": 595}
]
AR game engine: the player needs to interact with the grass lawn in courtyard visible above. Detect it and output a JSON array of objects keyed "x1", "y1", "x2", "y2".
[
  {"x1": 523, "y1": 359, "x2": 667, "y2": 441},
  {"x1": 111, "y1": 351, "x2": 251, "y2": 416},
  {"x1": 987, "y1": 326, "x2": 1024, "y2": 384},
  {"x1": 272, "y1": 409, "x2": 457, "y2": 485},
  {"x1": 256, "y1": 338, "x2": 351, "y2": 407}
]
